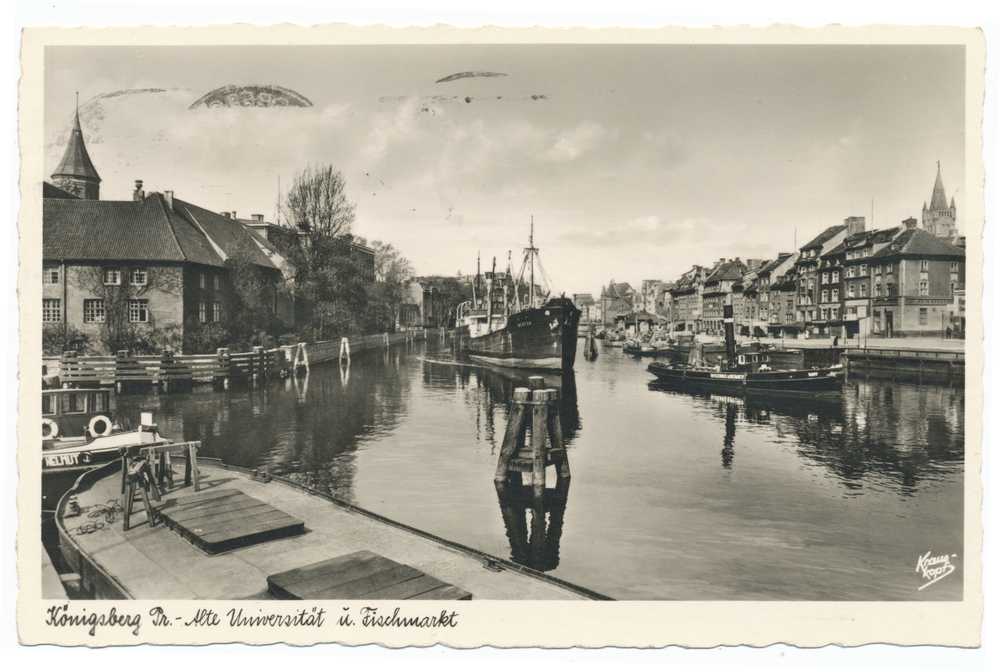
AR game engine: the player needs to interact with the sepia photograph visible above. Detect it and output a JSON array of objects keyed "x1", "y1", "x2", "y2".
[{"x1": 15, "y1": 20, "x2": 986, "y2": 652}]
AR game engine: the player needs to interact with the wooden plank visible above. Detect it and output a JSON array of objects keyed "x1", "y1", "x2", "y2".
[
  {"x1": 281, "y1": 555, "x2": 394, "y2": 598},
  {"x1": 408, "y1": 585, "x2": 473, "y2": 600},
  {"x1": 170, "y1": 487, "x2": 242, "y2": 506},
  {"x1": 185, "y1": 510, "x2": 299, "y2": 539},
  {"x1": 166, "y1": 500, "x2": 272, "y2": 525},
  {"x1": 166, "y1": 492, "x2": 261, "y2": 516},
  {"x1": 308, "y1": 563, "x2": 423, "y2": 600},
  {"x1": 362, "y1": 574, "x2": 447, "y2": 600},
  {"x1": 269, "y1": 551, "x2": 378, "y2": 589}
]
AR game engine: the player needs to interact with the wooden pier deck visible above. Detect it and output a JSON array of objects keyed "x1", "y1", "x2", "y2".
[{"x1": 57, "y1": 459, "x2": 600, "y2": 601}]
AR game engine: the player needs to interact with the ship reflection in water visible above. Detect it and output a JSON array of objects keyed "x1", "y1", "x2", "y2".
[{"x1": 111, "y1": 339, "x2": 964, "y2": 600}]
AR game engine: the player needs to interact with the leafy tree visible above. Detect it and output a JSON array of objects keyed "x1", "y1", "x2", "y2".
[{"x1": 223, "y1": 238, "x2": 277, "y2": 349}]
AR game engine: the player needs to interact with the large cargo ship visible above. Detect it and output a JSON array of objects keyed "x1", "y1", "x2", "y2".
[{"x1": 455, "y1": 224, "x2": 581, "y2": 370}]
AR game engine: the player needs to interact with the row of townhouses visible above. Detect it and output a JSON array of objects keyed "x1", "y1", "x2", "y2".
[
  {"x1": 41, "y1": 107, "x2": 375, "y2": 354},
  {"x1": 597, "y1": 165, "x2": 966, "y2": 339}
]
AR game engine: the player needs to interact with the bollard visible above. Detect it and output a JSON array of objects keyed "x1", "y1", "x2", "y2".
[{"x1": 495, "y1": 386, "x2": 569, "y2": 491}]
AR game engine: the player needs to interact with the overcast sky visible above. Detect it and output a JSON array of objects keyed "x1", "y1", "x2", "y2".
[{"x1": 44, "y1": 44, "x2": 966, "y2": 297}]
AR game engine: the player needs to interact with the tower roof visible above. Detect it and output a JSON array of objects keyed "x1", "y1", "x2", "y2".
[
  {"x1": 928, "y1": 162, "x2": 948, "y2": 211},
  {"x1": 52, "y1": 107, "x2": 101, "y2": 184}
]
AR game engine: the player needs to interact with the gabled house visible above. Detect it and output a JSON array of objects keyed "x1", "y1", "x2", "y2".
[
  {"x1": 700, "y1": 258, "x2": 746, "y2": 335},
  {"x1": 599, "y1": 281, "x2": 635, "y2": 327},
  {"x1": 869, "y1": 227, "x2": 966, "y2": 338},
  {"x1": 42, "y1": 107, "x2": 285, "y2": 355}
]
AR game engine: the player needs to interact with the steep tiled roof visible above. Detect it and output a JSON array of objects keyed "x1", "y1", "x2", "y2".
[
  {"x1": 801, "y1": 224, "x2": 846, "y2": 251},
  {"x1": 871, "y1": 228, "x2": 965, "y2": 260},
  {"x1": 43, "y1": 191, "x2": 279, "y2": 271},
  {"x1": 704, "y1": 259, "x2": 745, "y2": 284}
]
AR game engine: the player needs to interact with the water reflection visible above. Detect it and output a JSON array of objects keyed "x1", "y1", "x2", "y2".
[
  {"x1": 647, "y1": 380, "x2": 963, "y2": 496},
  {"x1": 495, "y1": 479, "x2": 570, "y2": 571}
]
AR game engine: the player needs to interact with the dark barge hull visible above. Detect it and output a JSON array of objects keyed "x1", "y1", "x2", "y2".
[
  {"x1": 646, "y1": 362, "x2": 845, "y2": 394},
  {"x1": 457, "y1": 298, "x2": 582, "y2": 370}
]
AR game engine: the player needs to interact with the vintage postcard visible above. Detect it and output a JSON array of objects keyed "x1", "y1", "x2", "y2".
[{"x1": 16, "y1": 23, "x2": 985, "y2": 649}]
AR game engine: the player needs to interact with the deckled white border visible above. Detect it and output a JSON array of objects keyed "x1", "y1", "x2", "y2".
[{"x1": 9, "y1": 13, "x2": 991, "y2": 664}]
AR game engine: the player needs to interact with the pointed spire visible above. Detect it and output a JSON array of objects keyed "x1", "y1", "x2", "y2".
[
  {"x1": 929, "y1": 162, "x2": 948, "y2": 211},
  {"x1": 51, "y1": 94, "x2": 101, "y2": 199}
]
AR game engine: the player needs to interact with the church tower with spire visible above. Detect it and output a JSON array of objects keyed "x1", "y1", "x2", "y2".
[
  {"x1": 921, "y1": 162, "x2": 957, "y2": 242},
  {"x1": 51, "y1": 100, "x2": 101, "y2": 200}
]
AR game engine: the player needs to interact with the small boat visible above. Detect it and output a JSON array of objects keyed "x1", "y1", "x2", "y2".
[
  {"x1": 622, "y1": 339, "x2": 665, "y2": 357},
  {"x1": 646, "y1": 304, "x2": 844, "y2": 395},
  {"x1": 455, "y1": 220, "x2": 581, "y2": 370},
  {"x1": 42, "y1": 388, "x2": 168, "y2": 474}
]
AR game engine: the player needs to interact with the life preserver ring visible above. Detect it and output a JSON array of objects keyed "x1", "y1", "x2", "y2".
[
  {"x1": 88, "y1": 415, "x2": 113, "y2": 437},
  {"x1": 42, "y1": 418, "x2": 59, "y2": 439}
]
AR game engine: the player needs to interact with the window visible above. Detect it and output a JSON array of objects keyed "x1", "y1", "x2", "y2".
[
  {"x1": 950, "y1": 261, "x2": 959, "y2": 272},
  {"x1": 860, "y1": 264, "x2": 867, "y2": 276},
  {"x1": 128, "y1": 299, "x2": 149, "y2": 323},
  {"x1": 919, "y1": 308, "x2": 928, "y2": 325},
  {"x1": 42, "y1": 298, "x2": 61, "y2": 323},
  {"x1": 876, "y1": 283, "x2": 882, "y2": 297},
  {"x1": 43, "y1": 264, "x2": 60, "y2": 284},
  {"x1": 131, "y1": 268, "x2": 147, "y2": 286},
  {"x1": 103, "y1": 268, "x2": 121, "y2": 285},
  {"x1": 874, "y1": 310, "x2": 881, "y2": 331},
  {"x1": 821, "y1": 273, "x2": 829, "y2": 285},
  {"x1": 821, "y1": 308, "x2": 828, "y2": 320},
  {"x1": 847, "y1": 266, "x2": 856, "y2": 278},
  {"x1": 886, "y1": 283, "x2": 894, "y2": 296},
  {"x1": 214, "y1": 275, "x2": 220, "y2": 290},
  {"x1": 213, "y1": 302, "x2": 221, "y2": 322},
  {"x1": 860, "y1": 283, "x2": 867, "y2": 297},
  {"x1": 950, "y1": 282, "x2": 956, "y2": 294},
  {"x1": 847, "y1": 284, "x2": 856, "y2": 298},
  {"x1": 84, "y1": 299, "x2": 105, "y2": 323},
  {"x1": 200, "y1": 272, "x2": 206, "y2": 289},
  {"x1": 832, "y1": 271, "x2": 840, "y2": 283},
  {"x1": 921, "y1": 260, "x2": 929, "y2": 271},
  {"x1": 875, "y1": 265, "x2": 882, "y2": 276},
  {"x1": 198, "y1": 302, "x2": 206, "y2": 323},
  {"x1": 832, "y1": 289, "x2": 839, "y2": 302},
  {"x1": 821, "y1": 289, "x2": 829, "y2": 303},
  {"x1": 919, "y1": 281, "x2": 929, "y2": 296}
]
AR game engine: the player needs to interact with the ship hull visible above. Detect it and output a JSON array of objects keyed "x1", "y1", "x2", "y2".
[
  {"x1": 647, "y1": 362, "x2": 845, "y2": 394},
  {"x1": 457, "y1": 298, "x2": 582, "y2": 370}
]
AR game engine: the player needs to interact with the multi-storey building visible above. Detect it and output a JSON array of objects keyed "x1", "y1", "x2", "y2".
[
  {"x1": 669, "y1": 266, "x2": 707, "y2": 333},
  {"x1": 599, "y1": 281, "x2": 635, "y2": 327},
  {"x1": 793, "y1": 220, "x2": 855, "y2": 337},
  {"x1": 700, "y1": 258, "x2": 746, "y2": 335},
  {"x1": 869, "y1": 227, "x2": 966, "y2": 337},
  {"x1": 43, "y1": 109, "x2": 286, "y2": 354}
]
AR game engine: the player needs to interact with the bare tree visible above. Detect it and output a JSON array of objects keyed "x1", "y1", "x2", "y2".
[
  {"x1": 368, "y1": 240, "x2": 415, "y2": 330},
  {"x1": 277, "y1": 164, "x2": 356, "y2": 238}
]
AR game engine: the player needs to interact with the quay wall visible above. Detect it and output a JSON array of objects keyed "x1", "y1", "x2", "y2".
[{"x1": 43, "y1": 328, "x2": 434, "y2": 390}]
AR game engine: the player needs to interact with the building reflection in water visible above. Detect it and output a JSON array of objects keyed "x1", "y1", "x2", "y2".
[{"x1": 649, "y1": 378, "x2": 962, "y2": 495}]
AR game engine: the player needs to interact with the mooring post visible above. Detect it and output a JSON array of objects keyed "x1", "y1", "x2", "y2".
[
  {"x1": 217, "y1": 348, "x2": 231, "y2": 390},
  {"x1": 384, "y1": 332, "x2": 390, "y2": 347},
  {"x1": 339, "y1": 337, "x2": 351, "y2": 362},
  {"x1": 494, "y1": 388, "x2": 531, "y2": 482},
  {"x1": 161, "y1": 348, "x2": 173, "y2": 394},
  {"x1": 115, "y1": 350, "x2": 128, "y2": 394},
  {"x1": 253, "y1": 346, "x2": 265, "y2": 385},
  {"x1": 531, "y1": 389, "x2": 557, "y2": 493}
]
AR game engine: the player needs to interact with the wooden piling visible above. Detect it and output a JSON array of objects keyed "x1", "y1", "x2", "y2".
[
  {"x1": 494, "y1": 388, "x2": 531, "y2": 482},
  {"x1": 495, "y1": 385, "x2": 570, "y2": 491},
  {"x1": 531, "y1": 389, "x2": 556, "y2": 493},
  {"x1": 216, "y1": 348, "x2": 231, "y2": 390}
]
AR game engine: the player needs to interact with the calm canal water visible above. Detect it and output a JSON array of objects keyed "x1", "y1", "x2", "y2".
[{"x1": 116, "y1": 338, "x2": 965, "y2": 600}]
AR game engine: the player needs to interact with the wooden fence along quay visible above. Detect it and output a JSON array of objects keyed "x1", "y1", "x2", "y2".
[
  {"x1": 45, "y1": 329, "x2": 428, "y2": 392},
  {"x1": 839, "y1": 347, "x2": 964, "y2": 383}
]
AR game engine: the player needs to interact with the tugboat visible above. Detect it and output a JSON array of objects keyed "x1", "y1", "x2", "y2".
[
  {"x1": 42, "y1": 388, "x2": 167, "y2": 475},
  {"x1": 455, "y1": 221, "x2": 581, "y2": 370},
  {"x1": 646, "y1": 304, "x2": 844, "y2": 395}
]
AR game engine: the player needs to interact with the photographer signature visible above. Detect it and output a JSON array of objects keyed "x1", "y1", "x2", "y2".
[{"x1": 916, "y1": 551, "x2": 957, "y2": 590}]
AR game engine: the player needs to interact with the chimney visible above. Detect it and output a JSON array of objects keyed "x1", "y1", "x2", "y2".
[
  {"x1": 252, "y1": 214, "x2": 264, "y2": 221},
  {"x1": 844, "y1": 216, "x2": 866, "y2": 237},
  {"x1": 231, "y1": 211, "x2": 237, "y2": 219},
  {"x1": 133, "y1": 180, "x2": 144, "y2": 201},
  {"x1": 164, "y1": 190, "x2": 174, "y2": 210},
  {"x1": 221, "y1": 211, "x2": 231, "y2": 218},
  {"x1": 903, "y1": 217, "x2": 918, "y2": 230}
]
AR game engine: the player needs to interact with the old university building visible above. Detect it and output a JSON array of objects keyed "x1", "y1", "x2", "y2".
[{"x1": 42, "y1": 107, "x2": 287, "y2": 354}]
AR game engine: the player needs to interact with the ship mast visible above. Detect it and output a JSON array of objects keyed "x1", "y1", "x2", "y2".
[{"x1": 527, "y1": 216, "x2": 537, "y2": 309}]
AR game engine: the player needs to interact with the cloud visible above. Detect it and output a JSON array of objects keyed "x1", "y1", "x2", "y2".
[{"x1": 545, "y1": 121, "x2": 608, "y2": 162}]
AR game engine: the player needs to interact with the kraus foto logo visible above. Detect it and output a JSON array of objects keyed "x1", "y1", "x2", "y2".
[{"x1": 916, "y1": 551, "x2": 957, "y2": 590}]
